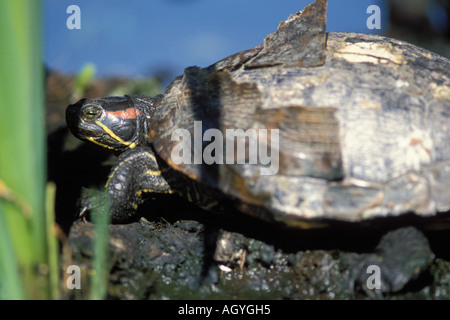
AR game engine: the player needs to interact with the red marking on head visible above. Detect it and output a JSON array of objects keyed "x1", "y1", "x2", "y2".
[{"x1": 106, "y1": 108, "x2": 137, "y2": 119}]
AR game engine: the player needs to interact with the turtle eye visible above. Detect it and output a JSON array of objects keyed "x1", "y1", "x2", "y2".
[{"x1": 81, "y1": 105, "x2": 103, "y2": 122}]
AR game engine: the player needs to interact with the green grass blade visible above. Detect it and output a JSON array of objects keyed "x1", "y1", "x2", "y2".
[
  {"x1": 89, "y1": 194, "x2": 110, "y2": 300},
  {"x1": 0, "y1": 203, "x2": 24, "y2": 299},
  {"x1": 45, "y1": 182, "x2": 60, "y2": 299},
  {"x1": 0, "y1": 0, "x2": 47, "y2": 299}
]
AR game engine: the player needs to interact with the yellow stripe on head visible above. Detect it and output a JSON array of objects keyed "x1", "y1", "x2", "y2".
[
  {"x1": 87, "y1": 137, "x2": 117, "y2": 150},
  {"x1": 95, "y1": 120, "x2": 136, "y2": 149}
]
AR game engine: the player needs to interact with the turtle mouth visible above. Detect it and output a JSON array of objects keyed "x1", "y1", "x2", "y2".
[
  {"x1": 84, "y1": 131, "x2": 104, "y2": 139},
  {"x1": 70, "y1": 125, "x2": 103, "y2": 141}
]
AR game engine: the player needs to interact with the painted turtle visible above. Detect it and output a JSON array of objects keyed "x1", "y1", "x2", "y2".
[{"x1": 66, "y1": 0, "x2": 450, "y2": 228}]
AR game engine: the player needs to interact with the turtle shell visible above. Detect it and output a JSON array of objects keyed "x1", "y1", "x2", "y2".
[{"x1": 149, "y1": 0, "x2": 450, "y2": 227}]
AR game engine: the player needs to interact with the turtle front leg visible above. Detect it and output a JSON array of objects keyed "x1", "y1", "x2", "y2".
[{"x1": 82, "y1": 147, "x2": 173, "y2": 223}]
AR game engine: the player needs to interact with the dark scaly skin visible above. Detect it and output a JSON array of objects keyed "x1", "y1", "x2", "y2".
[
  {"x1": 102, "y1": 147, "x2": 174, "y2": 222},
  {"x1": 66, "y1": 95, "x2": 220, "y2": 223}
]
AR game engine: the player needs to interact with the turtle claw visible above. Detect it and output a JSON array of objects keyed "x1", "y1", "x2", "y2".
[
  {"x1": 77, "y1": 187, "x2": 108, "y2": 222},
  {"x1": 78, "y1": 206, "x2": 89, "y2": 223}
]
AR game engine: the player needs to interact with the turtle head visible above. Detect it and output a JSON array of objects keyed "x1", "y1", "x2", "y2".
[{"x1": 66, "y1": 95, "x2": 159, "y2": 152}]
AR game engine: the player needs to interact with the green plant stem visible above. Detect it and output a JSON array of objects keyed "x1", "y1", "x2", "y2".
[
  {"x1": 90, "y1": 195, "x2": 110, "y2": 300},
  {"x1": 0, "y1": 0, "x2": 47, "y2": 299},
  {"x1": 46, "y1": 183, "x2": 59, "y2": 299}
]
